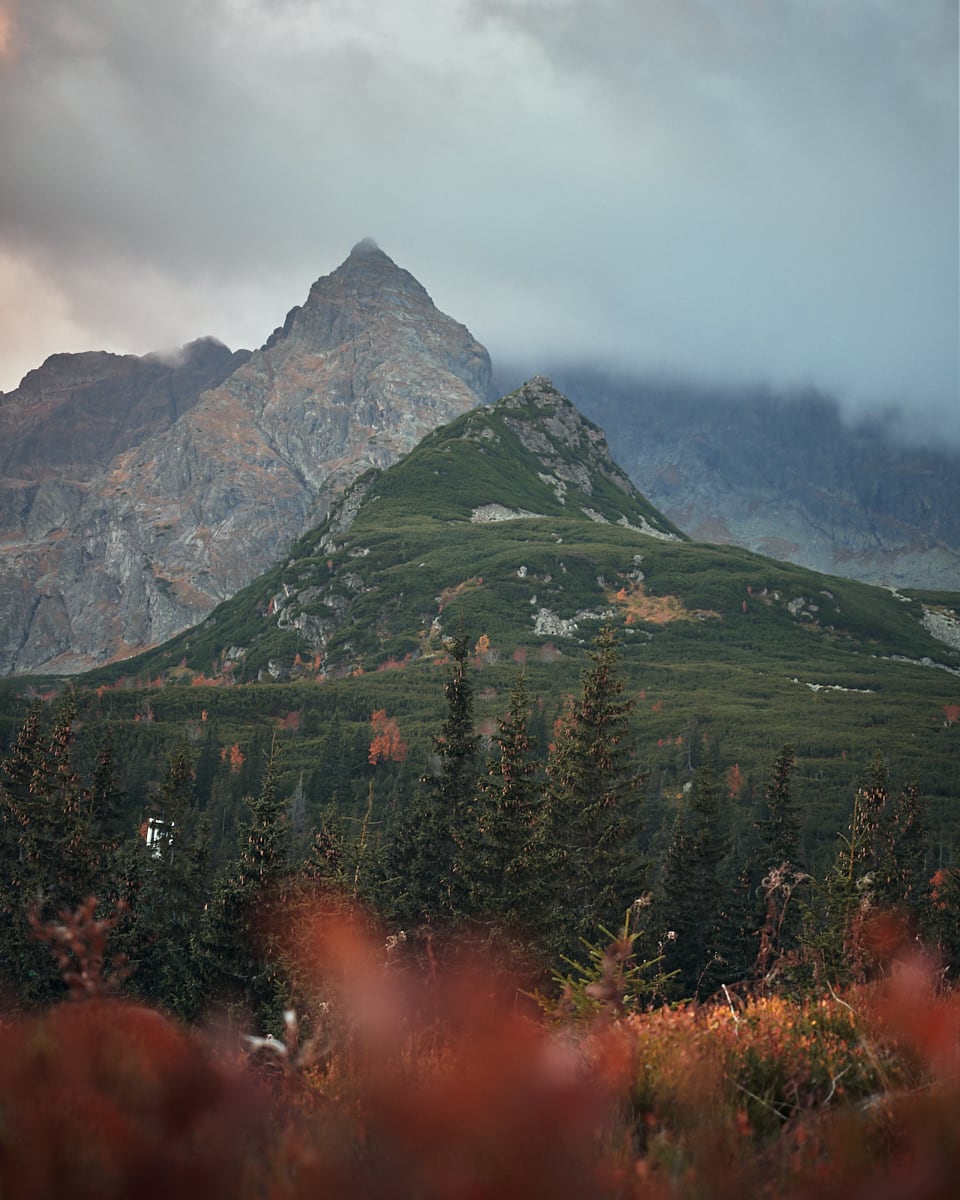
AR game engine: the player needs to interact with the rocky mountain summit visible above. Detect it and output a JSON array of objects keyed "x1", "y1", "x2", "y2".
[
  {"x1": 0, "y1": 337, "x2": 247, "y2": 507},
  {"x1": 0, "y1": 339, "x2": 250, "y2": 478},
  {"x1": 0, "y1": 242, "x2": 492, "y2": 675},
  {"x1": 0, "y1": 338, "x2": 249, "y2": 675}
]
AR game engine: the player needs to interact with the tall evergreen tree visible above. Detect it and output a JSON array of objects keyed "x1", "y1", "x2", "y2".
[
  {"x1": 389, "y1": 635, "x2": 481, "y2": 926},
  {"x1": 653, "y1": 761, "x2": 731, "y2": 997},
  {"x1": 809, "y1": 751, "x2": 928, "y2": 985},
  {"x1": 884, "y1": 780, "x2": 928, "y2": 907},
  {"x1": 873, "y1": 772, "x2": 928, "y2": 911},
  {"x1": 542, "y1": 626, "x2": 643, "y2": 948},
  {"x1": 756, "y1": 743, "x2": 802, "y2": 873},
  {"x1": 200, "y1": 739, "x2": 297, "y2": 1030},
  {"x1": 0, "y1": 703, "x2": 54, "y2": 1004},
  {"x1": 120, "y1": 745, "x2": 210, "y2": 1019},
  {"x1": 471, "y1": 671, "x2": 549, "y2": 936},
  {"x1": 0, "y1": 697, "x2": 126, "y2": 1006},
  {"x1": 833, "y1": 750, "x2": 927, "y2": 914},
  {"x1": 750, "y1": 743, "x2": 809, "y2": 985},
  {"x1": 852, "y1": 748, "x2": 889, "y2": 877}
]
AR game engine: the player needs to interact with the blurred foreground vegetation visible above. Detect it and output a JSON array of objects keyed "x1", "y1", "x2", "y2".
[{"x1": 1, "y1": 900, "x2": 958, "y2": 1200}]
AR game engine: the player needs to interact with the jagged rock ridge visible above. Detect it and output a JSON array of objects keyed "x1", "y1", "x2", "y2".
[
  {"x1": 530, "y1": 367, "x2": 960, "y2": 591},
  {"x1": 0, "y1": 243, "x2": 492, "y2": 675},
  {"x1": 0, "y1": 338, "x2": 250, "y2": 676}
]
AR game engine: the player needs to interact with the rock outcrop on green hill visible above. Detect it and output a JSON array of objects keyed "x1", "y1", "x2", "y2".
[{"x1": 530, "y1": 367, "x2": 960, "y2": 592}]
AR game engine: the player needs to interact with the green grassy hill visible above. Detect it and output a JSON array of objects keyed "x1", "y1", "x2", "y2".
[
  {"x1": 2, "y1": 378, "x2": 958, "y2": 871},
  {"x1": 79, "y1": 378, "x2": 956, "y2": 682}
]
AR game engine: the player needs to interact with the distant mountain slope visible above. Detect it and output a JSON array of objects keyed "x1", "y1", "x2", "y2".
[
  {"x1": 0, "y1": 337, "x2": 247, "y2": 525},
  {"x1": 0, "y1": 338, "x2": 250, "y2": 676},
  {"x1": 94, "y1": 378, "x2": 959, "y2": 689},
  {"x1": 0, "y1": 242, "x2": 491, "y2": 676},
  {"x1": 503, "y1": 366, "x2": 960, "y2": 592},
  {"x1": 0, "y1": 338, "x2": 250, "y2": 480}
]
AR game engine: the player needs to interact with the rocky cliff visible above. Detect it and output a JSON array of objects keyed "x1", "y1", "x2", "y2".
[
  {"x1": 0, "y1": 338, "x2": 249, "y2": 674},
  {"x1": 1, "y1": 242, "x2": 492, "y2": 674},
  {"x1": 0, "y1": 339, "x2": 250, "y2": 479}
]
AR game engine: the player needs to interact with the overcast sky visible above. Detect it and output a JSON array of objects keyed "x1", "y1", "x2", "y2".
[{"x1": 0, "y1": 0, "x2": 956, "y2": 435}]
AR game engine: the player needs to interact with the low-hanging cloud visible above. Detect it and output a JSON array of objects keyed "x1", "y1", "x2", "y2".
[{"x1": 0, "y1": 0, "x2": 955, "y2": 437}]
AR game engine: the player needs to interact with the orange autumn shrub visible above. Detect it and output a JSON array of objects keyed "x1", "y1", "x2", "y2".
[{"x1": 595, "y1": 949, "x2": 960, "y2": 1199}]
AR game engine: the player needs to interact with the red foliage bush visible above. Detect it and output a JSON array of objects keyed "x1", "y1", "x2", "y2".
[
  {"x1": 268, "y1": 909, "x2": 628, "y2": 1200},
  {"x1": 3, "y1": 904, "x2": 960, "y2": 1200},
  {"x1": 0, "y1": 1001, "x2": 267, "y2": 1200}
]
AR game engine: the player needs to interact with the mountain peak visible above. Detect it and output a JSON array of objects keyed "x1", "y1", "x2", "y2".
[
  {"x1": 350, "y1": 236, "x2": 383, "y2": 257},
  {"x1": 0, "y1": 241, "x2": 494, "y2": 674},
  {"x1": 335, "y1": 379, "x2": 687, "y2": 543},
  {"x1": 510, "y1": 376, "x2": 563, "y2": 406},
  {"x1": 302, "y1": 239, "x2": 426, "y2": 307}
]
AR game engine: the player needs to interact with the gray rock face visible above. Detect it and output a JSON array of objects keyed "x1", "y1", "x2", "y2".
[
  {"x1": 0, "y1": 339, "x2": 249, "y2": 674},
  {"x1": 1, "y1": 339, "x2": 250, "y2": 478},
  {"x1": 1, "y1": 244, "x2": 491, "y2": 674}
]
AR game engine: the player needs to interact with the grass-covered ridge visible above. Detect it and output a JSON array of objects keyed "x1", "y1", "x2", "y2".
[
  {"x1": 76, "y1": 379, "x2": 958, "y2": 688},
  {"x1": 114, "y1": 514, "x2": 955, "y2": 685}
]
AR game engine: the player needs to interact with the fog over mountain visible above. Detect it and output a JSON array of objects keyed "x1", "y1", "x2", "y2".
[{"x1": 0, "y1": 1, "x2": 955, "y2": 438}]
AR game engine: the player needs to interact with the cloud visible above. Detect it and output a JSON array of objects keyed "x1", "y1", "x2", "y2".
[{"x1": 0, "y1": 0, "x2": 955, "y2": 437}]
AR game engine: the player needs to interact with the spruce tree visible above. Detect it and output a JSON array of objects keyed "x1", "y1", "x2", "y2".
[
  {"x1": 391, "y1": 635, "x2": 481, "y2": 926},
  {"x1": 471, "y1": 671, "x2": 549, "y2": 937},
  {"x1": 542, "y1": 626, "x2": 643, "y2": 949},
  {"x1": 873, "y1": 773, "x2": 928, "y2": 911},
  {"x1": 852, "y1": 749, "x2": 889, "y2": 877},
  {"x1": 751, "y1": 743, "x2": 809, "y2": 984},
  {"x1": 653, "y1": 761, "x2": 731, "y2": 997},
  {"x1": 200, "y1": 739, "x2": 296, "y2": 1030},
  {"x1": 756, "y1": 743, "x2": 802, "y2": 873},
  {"x1": 0, "y1": 703, "x2": 53, "y2": 1004},
  {"x1": 120, "y1": 745, "x2": 210, "y2": 1019},
  {"x1": 809, "y1": 751, "x2": 926, "y2": 985},
  {"x1": 0, "y1": 697, "x2": 125, "y2": 1006}
]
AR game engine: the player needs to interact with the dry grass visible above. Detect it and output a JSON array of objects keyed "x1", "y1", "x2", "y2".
[{"x1": 609, "y1": 582, "x2": 720, "y2": 626}]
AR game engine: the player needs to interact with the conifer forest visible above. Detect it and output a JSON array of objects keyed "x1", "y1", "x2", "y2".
[{"x1": 0, "y1": 627, "x2": 958, "y2": 1198}]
